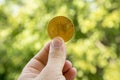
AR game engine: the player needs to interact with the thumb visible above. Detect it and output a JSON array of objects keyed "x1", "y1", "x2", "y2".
[
  {"x1": 35, "y1": 37, "x2": 66, "y2": 80},
  {"x1": 47, "y1": 37, "x2": 66, "y2": 71}
]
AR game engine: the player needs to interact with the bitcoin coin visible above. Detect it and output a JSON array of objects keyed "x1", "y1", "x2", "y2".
[{"x1": 47, "y1": 16, "x2": 74, "y2": 42}]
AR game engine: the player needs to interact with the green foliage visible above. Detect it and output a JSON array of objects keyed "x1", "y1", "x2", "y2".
[{"x1": 0, "y1": 0, "x2": 120, "y2": 80}]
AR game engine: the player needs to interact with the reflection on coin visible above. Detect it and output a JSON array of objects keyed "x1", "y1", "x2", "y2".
[{"x1": 47, "y1": 16, "x2": 74, "y2": 42}]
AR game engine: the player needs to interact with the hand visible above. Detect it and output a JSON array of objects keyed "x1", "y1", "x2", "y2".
[{"x1": 18, "y1": 37, "x2": 77, "y2": 80}]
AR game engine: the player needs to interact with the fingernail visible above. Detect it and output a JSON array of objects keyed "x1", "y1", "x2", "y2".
[{"x1": 52, "y1": 37, "x2": 63, "y2": 48}]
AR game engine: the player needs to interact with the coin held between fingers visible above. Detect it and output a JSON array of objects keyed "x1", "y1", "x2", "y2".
[{"x1": 47, "y1": 16, "x2": 75, "y2": 42}]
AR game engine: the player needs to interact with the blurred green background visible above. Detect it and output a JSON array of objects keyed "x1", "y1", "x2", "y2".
[{"x1": 0, "y1": 0, "x2": 120, "y2": 80}]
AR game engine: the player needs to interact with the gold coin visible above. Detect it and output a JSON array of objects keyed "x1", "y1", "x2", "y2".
[{"x1": 47, "y1": 16, "x2": 74, "y2": 42}]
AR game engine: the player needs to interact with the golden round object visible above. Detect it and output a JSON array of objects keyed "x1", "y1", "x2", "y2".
[{"x1": 47, "y1": 16, "x2": 74, "y2": 42}]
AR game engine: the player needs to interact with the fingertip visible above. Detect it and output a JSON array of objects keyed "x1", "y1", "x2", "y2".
[
  {"x1": 66, "y1": 60, "x2": 72, "y2": 66},
  {"x1": 63, "y1": 60, "x2": 72, "y2": 73},
  {"x1": 70, "y1": 67, "x2": 77, "y2": 77},
  {"x1": 64, "y1": 67, "x2": 77, "y2": 80},
  {"x1": 51, "y1": 37, "x2": 66, "y2": 51},
  {"x1": 72, "y1": 67, "x2": 77, "y2": 77}
]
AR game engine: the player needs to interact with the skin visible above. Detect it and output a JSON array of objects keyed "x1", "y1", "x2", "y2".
[{"x1": 18, "y1": 37, "x2": 77, "y2": 80}]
